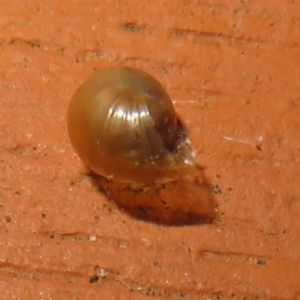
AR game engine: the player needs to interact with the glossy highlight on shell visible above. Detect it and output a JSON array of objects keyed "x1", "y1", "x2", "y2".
[{"x1": 67, "y1": 66, "x2": 195, "y2": 184}]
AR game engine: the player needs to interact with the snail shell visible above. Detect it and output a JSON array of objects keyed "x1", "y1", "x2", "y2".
[{"x1": 67, "y1": 66, "x2": 195, "y2": 184}]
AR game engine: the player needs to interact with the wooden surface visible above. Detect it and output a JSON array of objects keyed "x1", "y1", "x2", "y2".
[{"x1": 1, "y1": 1, "x2": 300, "y2": 299}]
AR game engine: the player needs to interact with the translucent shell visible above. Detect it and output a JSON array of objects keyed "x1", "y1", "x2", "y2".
[{"x1": 67, "y1": 67, "x2": 195, "y2": 184}]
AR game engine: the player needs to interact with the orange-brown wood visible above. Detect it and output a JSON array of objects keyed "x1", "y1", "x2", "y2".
[{"x1": 1, "y1": 1, "x2": 300, "y2": 299}]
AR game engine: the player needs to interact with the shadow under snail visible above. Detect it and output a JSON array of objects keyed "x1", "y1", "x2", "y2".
[{"x1": 67, "y1": 66, "x2": 196, "y2": 185}]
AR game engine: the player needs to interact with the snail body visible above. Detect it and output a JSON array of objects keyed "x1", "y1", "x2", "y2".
[{"x1": 67, "y1": 67, "x2": 195, "y2": 184}]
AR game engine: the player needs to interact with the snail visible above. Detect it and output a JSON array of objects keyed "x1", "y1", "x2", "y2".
[{"x1": 67, "y1": 66, "x2": 196, "y2": 184}]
